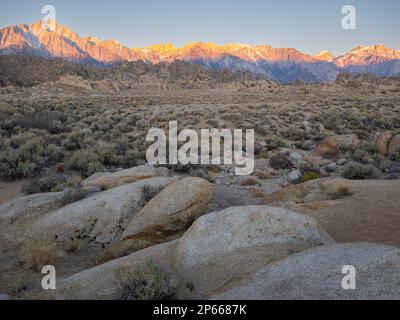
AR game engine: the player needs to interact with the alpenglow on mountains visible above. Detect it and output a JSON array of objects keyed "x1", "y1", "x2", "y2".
[{"x1": 1, "y1": 21, "x2": 400, "y2": 83}]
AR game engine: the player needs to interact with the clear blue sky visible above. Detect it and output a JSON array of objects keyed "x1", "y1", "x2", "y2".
[{"x1": 1, "y1": 0, "x2": 399, "y2": 55}]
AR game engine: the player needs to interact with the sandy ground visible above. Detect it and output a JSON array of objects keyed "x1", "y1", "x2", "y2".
[
  {"x1": 266, "y1": 179, "x2": 400, "y2": 247},
  {"x1": 0, "y1": 181, "x2": 24, "y2": 205}
]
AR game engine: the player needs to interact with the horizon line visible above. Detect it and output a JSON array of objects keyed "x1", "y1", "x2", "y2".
[{"x1": 1, "y1": 19, "x2": 399, "y2": 57}]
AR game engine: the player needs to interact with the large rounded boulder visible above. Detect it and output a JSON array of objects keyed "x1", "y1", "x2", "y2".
[
  {"x1": 215, "y1": 243, "x2": 400, "y2": 300},
  {"x1": 31, "y1": 177, "x2": 177, "y2": 245},
  {"x1": 121, "y1": 177, "x2": 214, "y2": 246},
  {"x1": 174, "y1": 205, "x2": 334, "y2": 296},
  {"x1": 81, "y1": 165, "x2": 159, "y2": 189}
]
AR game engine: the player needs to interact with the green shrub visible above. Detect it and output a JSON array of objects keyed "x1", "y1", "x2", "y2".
[
  {"x1": 301, "y1": 171, "x2": 320, "y2": 183},
  {"x1": 341, "y1": 162, "x2": 380, "y2": 180}
]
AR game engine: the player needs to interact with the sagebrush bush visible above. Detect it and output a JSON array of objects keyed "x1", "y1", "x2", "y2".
[
  {"x1": 389, "y1": 148, "x2": 400, "y2": 162},
  {"x1": 67, "y1": 150, "x2": 105, "y2": 177},
  {"x1": 0, "y1": 132, "x2": 47, "y2": 179},
  {"x1": 265, "y1": 138, "x2": 288, "y2": 150},
  {"x1": 269, "y1": 153, "x2": 293, "y2": 170},
  {"x1": 118, "y1": 261, "x2": 194, "y2": 300},
  {"x1": 15, "y1": 111, "x2": 67, "y2": 133},
  {"x1": 341, "y1": 162, "x2": 380, "y2": 180},
  {"x1": 64, "y1": 130, "x2": 95, "y2": 150},
  {"x1": 299, "y1": 161, "x2": 320, "y2": 174},
  {"x1": 22, "y1": 174, "x2": 67, "y2": 195}
]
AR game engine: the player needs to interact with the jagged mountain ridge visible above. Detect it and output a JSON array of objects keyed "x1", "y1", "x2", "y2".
[{"x1": 1, "y1": 21, "x2": 399, "y2": 82}]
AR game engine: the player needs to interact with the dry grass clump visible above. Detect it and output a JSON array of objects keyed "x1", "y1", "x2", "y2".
[
  {"x1": 240, "y1": 176, "x2": 259, "y2": 186},
  {"x1": 21, "y1": 238, "x2": 62, "y2": 271},
  {"x1": 328, "y1": 183, "x2": 352, "y2": 200}
]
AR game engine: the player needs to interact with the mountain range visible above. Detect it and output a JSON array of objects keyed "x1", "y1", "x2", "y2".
[{"x1": 1, "y1": 20, "x2": 400, "y2": 83}]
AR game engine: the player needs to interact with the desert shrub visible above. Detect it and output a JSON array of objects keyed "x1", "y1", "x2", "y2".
[
  {"x1": 361, "y1": 142, "x2": 379, "y2": 154},
  {"x1": 15, "y1": 111, "x2": 67, "y2": 133},
  {"x1": 94, "y1": 143, "x2": 121, "y2": 166},
  {"x1": 0, "y1": 133, "x2": 47, "y2": 179},
  {"x1": 60, "y1": 187, "x2": 89, "y2": 206},
  {"x1": 341, "y1": 162, "x2": 380, "y2": 180},
  {"x1": 22, "y1": 174, "x2": 67, "y2": 195},
  {"x1": 121, "y1": 149, "x2": 140, "y2": 166},
  {"x1": 283, "y1": 127, "x2": 308, "y2": 141},
  {"x1": 269, "y1": 153, "x2": 293, "y2": 170},
  {"x1": 329, "y1": 185, "x2": 352, "y2": 200},
  {"x1": 168, "y1": 163, "x2": 197, "y2": 173},
  {"x1": 21, "y1": 238, "x2": 62, "y2": 271},
  {"x1": 389, "y1": 148, "x2": 400, "y2": 162},
  {"x1": 299, "y1": 161, "x2": 320, "y2": 174},
  {"x1": 255, "y1": 123, "x2": 269, "y2": 135},
  {"x1": 118, "y1": 261, "x2": 194, "y2": 300},
  {"x1": 301, "y1": 172, "x2": 320, "y2": 183},
  {"x1": 94, "y1": 251, "x2": 115, "y2": 265},
  {"x1": 323, "y1": 114, "x2": 339, "y2": 130},
  {"x1": 351, "y1": 149, "x2": 370, "y2": 164},
  {"x1": 45, "y1": 143, "x2": 66, "y2": 165},
  {"x1": 64, "y1": 175, "x2": 83, "y2": 188},
  {"x1": 142, "y1": 184, "x2": 164, "y2": 204},
  {"x1": 265, "y1": 138, "x2": 287, "y2": 150},
  {"x1": 64, "y1": 130, "x2": 95, "y2": 150},
  {"x1": 66, "y1": 150, "x2": 105, "y2": 177}
]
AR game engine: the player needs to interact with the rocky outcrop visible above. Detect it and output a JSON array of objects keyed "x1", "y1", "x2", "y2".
[
  {"x1": 174, "y1": 205, "x2": 333, "y2": 296},
  {"x1": 0, "y1": 192, "x2": 64, "y2": 224},
  {"x1": 176, "y1": 206, "x2": 332, "y2": 270},
  {"x1": 215, "y1": 243, "x2": 400, "y2": 300},
  {"x1": 265, "y1": 178, "x2": 351, "y2": 206},
  {"x1": 50, "y1": 206, "x2": 332, "y2": 299},
  {"x1": 82, "y1": 165, "x2": 159, "y2": 189},
  {"x1": 31, "y1": 177, "x2": 177, "y2": 245},
  {"x1": 121, "y1": 178, "x2": 213, "y2": 247}
]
